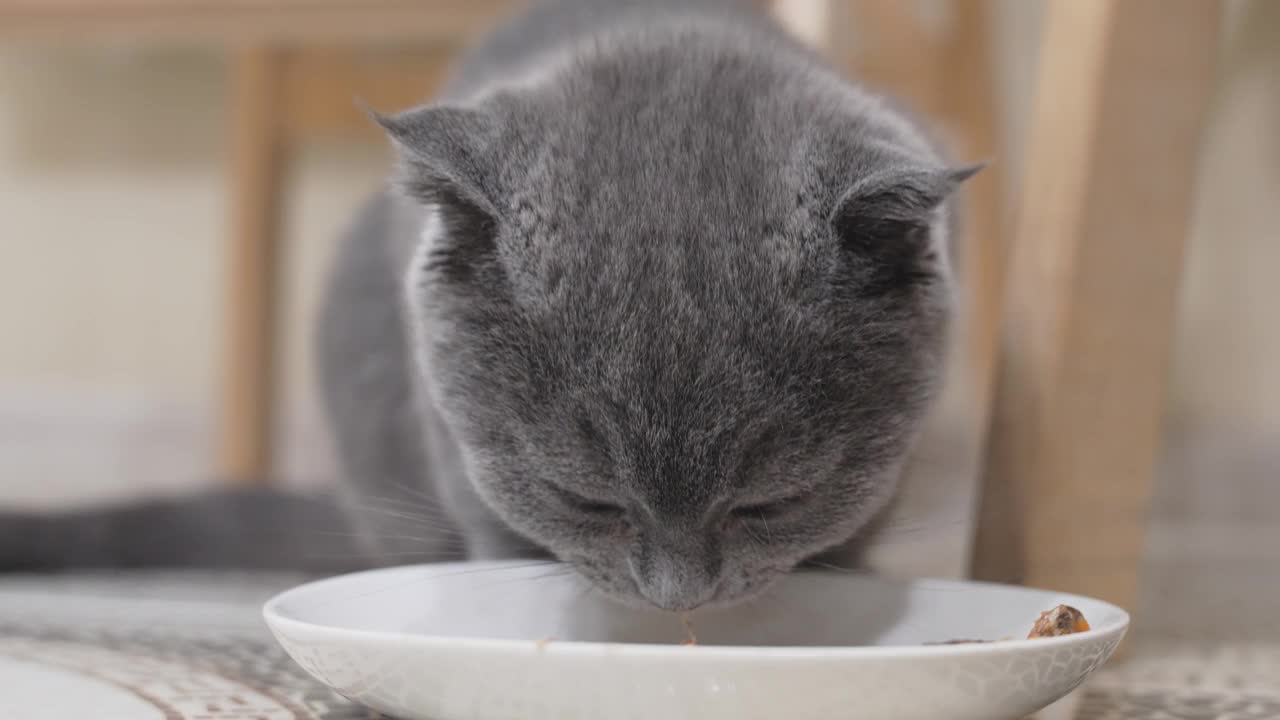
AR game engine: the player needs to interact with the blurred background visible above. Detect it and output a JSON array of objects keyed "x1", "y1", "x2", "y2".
[{"x1": 1, "y1": 0, "x2": 1276, "y2": 670}]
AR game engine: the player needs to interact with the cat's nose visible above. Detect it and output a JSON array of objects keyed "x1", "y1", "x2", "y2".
[{"x1": 629, "y1": 547, "x2": 722, "y2": 611}]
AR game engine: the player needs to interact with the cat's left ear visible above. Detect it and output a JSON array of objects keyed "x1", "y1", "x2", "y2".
[
  {"x1": 370, "y1": 102, "x2": 510, "y2": 284},
  {"x1": 369, "y1": 102, "x2": 503, "y2": 216},
  {"x1": 831, "y1": 163, "x2": 983, "y2": 293}
]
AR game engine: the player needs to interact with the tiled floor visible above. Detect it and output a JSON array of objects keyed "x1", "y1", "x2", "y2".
[
  {"x1": 1078, "y1": 643, "x2": 1280, "y2": 719},
  {"x1": 1137, "y1": 423, "x2": 1280, "y2": 648},
  {"x1": 1061, "y1": 423, "x2": 1280, "y2": 718}
]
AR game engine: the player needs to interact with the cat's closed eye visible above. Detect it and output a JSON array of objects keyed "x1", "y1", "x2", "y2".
[
  {"x1": 731, "y1": 492, "x2": 810, "y2": 523},
  {"x1": 550, "y1": 485, "x2": 626, "y2": 519}
]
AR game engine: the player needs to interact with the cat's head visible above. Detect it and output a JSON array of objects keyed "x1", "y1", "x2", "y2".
[{"x1": 378, "y1": 30, "x2": 976, "y2": 611}]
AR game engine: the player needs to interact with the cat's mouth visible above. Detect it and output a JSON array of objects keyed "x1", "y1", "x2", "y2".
[{"x1": 565, "y1": 555, "x2": 789, "y2": 613}]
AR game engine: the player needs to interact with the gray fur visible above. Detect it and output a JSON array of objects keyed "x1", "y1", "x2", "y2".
[
  {"x1": 3, "y1": 0, "x2": 973, "y2": 611},
  {"x1": 0, "y1": 490, "x2": 358, "y2": 573},
  {"x1": 326, "y1": 0, "x2": 970, "y2": 609}
]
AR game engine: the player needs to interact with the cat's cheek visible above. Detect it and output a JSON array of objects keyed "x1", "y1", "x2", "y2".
[
  {"x1": 563, "y1": 551, "x2": 645, "y2": 606},
  {"x1": 706, "y1": 564, "x2": 788, "y2": 608},
  {"x1": 524, "y1": 515, "x2": 633, "y2": 561}
]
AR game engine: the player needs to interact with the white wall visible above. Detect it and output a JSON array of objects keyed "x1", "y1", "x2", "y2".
[{"x1": 0, "y1": 48, "x2": 386, "y2": 504}]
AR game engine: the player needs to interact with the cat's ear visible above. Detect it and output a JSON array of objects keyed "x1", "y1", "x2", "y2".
[
  {"x1": 371, "y1": 103, "x2": 505, "y2": 283},
  {"x1": 370, "y1": 103, "x2": 502, "y2": 217},
  {"x1": 830, "y1": 163, "x2": 982, "y2": 294}
]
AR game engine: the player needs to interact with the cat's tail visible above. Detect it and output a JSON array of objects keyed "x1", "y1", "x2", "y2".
[{"x1": 0, "y1": 488, "x2": 388, "y2": 574}]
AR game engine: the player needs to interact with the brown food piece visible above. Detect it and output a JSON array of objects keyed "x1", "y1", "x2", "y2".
[
  {"x1": 1028, "y1": 605, "x2": 1091, "y2": 639},
  {"x1": 679, "y1": 613, "x2": 698, "y2": 646},
  {"x1": 928, "y1": 605, "x2": 1092, "y2": 646}
]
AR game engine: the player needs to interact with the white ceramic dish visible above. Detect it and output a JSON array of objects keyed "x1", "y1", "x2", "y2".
[{"x1": 264, "y1": 562, "x2": 1127, "y2": 720}]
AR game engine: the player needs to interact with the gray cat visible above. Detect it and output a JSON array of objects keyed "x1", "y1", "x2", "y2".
[{"x1": 2, "y1": 0, "x2": 976, "y2": 612}]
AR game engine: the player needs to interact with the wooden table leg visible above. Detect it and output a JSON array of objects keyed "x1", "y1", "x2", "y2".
[
  {"x1": 971, "y1": 0, "x2": 1222, "y2": 614},
  {"x1": 219, "y1": 47, "x2": 286, "y2": 485}
]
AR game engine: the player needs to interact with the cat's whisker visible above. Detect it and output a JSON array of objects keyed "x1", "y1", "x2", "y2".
[
  {"x1": 478, "y1": 565, "x2": 576, "y2": 587},
  {"x1": 369, "y1": 547, "x2": 469, "y2": 557},
  {"x1": 868, "y1": 517, "x2": 970, "y2": 545},
  {"x1": 376, "y1": 545, "x2": 471, "y2": 558},
  {"x1": 803, "y1": 559, "x2": 865, "y2": 574},
  {"x1": 740, "y1": 523, "x2": 767, "y2": 548},
  {"x1": 362, "y1": 493, "x2": 457, "y2": 521},
  {"x1": 305, "y1": 548, "x2": 466, "y2": 562},
  {"x1": 352, "y1": 501, "x2": 427, "y2": 519},
  {"x1": 385, "y1": 481, "x2": 454, "y2": 512},
  {"x1": 429, "y1": 560, "x2": 561, "y2": 576},
  {"x1": 879, "y1": 517, "x2": 967, "y2": 533},
  {"x1": 314, "y1": 561, "x2": 564, "y2": 609},
  {"x1": 575, "y1": 580, "x2": 600, "y2": 604},
  {"x1": 757, "y1": 511, "x2": 775, "y2": 544},
  {"x1": 309, "y1": 530, "x2": 458, "y2": 545},
  {"x1": 341, "y1": 503, "x2": 468, "y2": 538}
]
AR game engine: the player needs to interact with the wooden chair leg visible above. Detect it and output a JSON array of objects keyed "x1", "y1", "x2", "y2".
[
  {"x1": 219, "y1": 47, "x2": 287, "y2": 485},
  {"x1": 940, "y1": 0, "x2": 1004, "y2": 401},
  {"x1": 840, "y1": 1, "x2": 944, "y2": 116},
  {"x1": 837, "y1": 0, "x2": 1004, "y2": 396},
  {"x1": 971, "y1": 0, "x2": 1222, "y2": 615}
]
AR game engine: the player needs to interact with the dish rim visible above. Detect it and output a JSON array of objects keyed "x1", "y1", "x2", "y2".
[{"x1": 262, "y1": 561, "x2": 1130, "y2": 661}]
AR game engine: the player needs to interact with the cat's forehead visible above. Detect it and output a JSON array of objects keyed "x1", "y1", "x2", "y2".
[
  {"x1": 516, "y1": 105, "x2": 802, "y2": 229},
  {"x1": 494, "y1": 38, "x2": 934, "y2": 246}
]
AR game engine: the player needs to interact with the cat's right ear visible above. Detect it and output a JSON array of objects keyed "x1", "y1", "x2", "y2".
[
  {"x1": 369, "y1": 103, "x2": 502, "y2": 219},
  {"x1": 829, "y1": 163, "x2": 981, "y2": 295}
]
